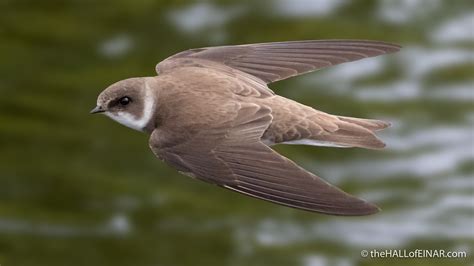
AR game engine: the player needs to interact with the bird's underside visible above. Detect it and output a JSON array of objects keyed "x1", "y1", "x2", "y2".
[{"x1": 148, "y1": 40, "x2": 400, "y2": 215}]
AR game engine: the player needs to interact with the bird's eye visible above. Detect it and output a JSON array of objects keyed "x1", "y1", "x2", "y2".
[{"x1": 119, "y1": 96, "x2": 131, "y2": 106}]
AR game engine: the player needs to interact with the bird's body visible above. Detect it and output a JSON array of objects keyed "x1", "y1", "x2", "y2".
[
  {"x1": 92, "y1": 40, "x2": 400, "y2": 215},
  {"x1": 146, "y1": 67, "x2": 388, "y2": 148}
]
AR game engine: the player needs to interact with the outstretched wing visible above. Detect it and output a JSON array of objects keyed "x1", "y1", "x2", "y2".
[
  {"x1": 156, "y1": 40, "x2": 400, "y2": 84},
  {"x1": 149, "y1": 103, "x2": 379, "y2": 215}
]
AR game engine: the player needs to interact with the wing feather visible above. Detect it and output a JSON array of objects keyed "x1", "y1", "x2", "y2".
[
  {"x1": 149, "y1": 103, "x2": 379, "y2": 215},
  {"x1": 156, "y1": 40, "x2": 400, "y2": 84}
]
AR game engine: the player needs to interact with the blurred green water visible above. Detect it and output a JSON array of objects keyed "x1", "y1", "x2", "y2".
[{"x1": 0, "y1": 1, "x2": 473, "y2": 266}]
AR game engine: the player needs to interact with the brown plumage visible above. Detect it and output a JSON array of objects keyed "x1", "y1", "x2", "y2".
[{"x1": 92, "y1": 40, "x2": 401, "y2": 215}]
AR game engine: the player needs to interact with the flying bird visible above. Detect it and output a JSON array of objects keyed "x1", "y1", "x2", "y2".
[{"x1": 91, "y1": 40, "x2": 400, "y2": 215}]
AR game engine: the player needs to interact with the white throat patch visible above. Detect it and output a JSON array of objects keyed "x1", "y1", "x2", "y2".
[{"x1": 105, "y1": 82, "x2": 155, "y2": 132}]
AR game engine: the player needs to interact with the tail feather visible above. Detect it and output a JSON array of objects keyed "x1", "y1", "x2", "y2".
[
  {"x1": 337, "y1": 116, "x2": 390, "y2": 131},
  {"x1": 315, "y1": 120, "x2": 387, "y2": 149},
  {"x1": 268, "y1": 100, "x2": 391, "y2": 150}
]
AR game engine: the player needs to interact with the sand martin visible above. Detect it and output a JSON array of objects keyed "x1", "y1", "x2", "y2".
[{"x1": 91, "y1": 40, "x2": 400, "y2": 215}]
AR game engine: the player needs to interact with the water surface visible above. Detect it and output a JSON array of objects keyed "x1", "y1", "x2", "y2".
[{"x1": 0, "y1": 1, "x2": 473, "y2": 265}]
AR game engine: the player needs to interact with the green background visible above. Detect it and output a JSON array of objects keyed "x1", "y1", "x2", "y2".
[{"x1": 1, "y1": 0, "x2": 473, "y2": 265}]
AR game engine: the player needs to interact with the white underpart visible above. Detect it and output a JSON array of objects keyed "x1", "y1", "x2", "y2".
[
  {"x1": 262, "y1": 138, "x2": 349, "y2": 148},
  {"x1": 105, "y1": 82, "x2": 155, "y2": 132}
]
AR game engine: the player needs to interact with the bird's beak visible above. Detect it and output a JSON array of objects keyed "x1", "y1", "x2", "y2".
[{"x1": 90, "y1": 105, "x2": 105, "y2": 114}]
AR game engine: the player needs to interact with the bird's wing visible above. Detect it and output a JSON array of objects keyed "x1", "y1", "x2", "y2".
[
  {"x1": 148, "y1": 102, "x2": 378, "y2": 215},
  {"x1": 156, "y1": 40, "x2": 400, "y2": 84}
]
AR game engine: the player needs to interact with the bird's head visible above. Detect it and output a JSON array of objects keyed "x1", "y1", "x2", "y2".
[{"x1": 91, "y1": 77, "x2": 156, "y2": 132}]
